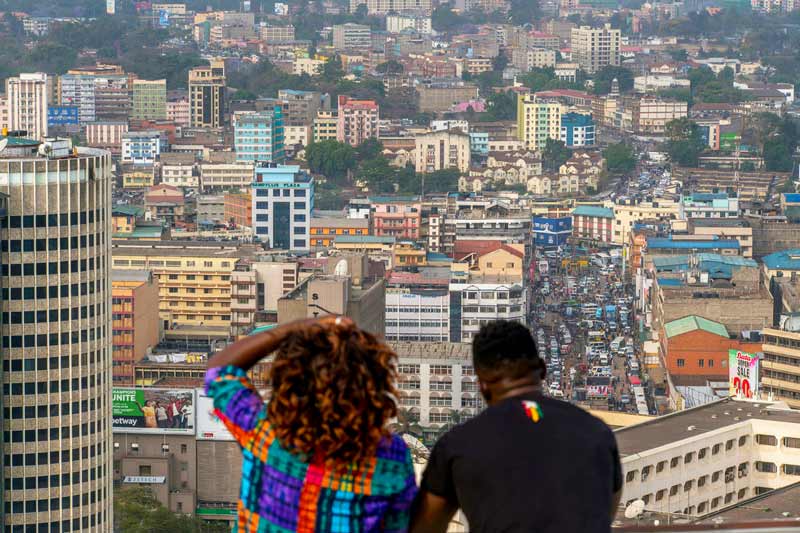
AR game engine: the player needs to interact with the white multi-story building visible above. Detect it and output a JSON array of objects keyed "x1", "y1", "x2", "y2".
[
  {"x1": 59, "y1": 73, "x2": 97, "y2": 123},
  {"x1": 385, "y1": 272, "x2": 451, "y2": 342},
  {"x1": 199, "y1": 161, "x2": 255, "y2": 192},
  {"x1": 448, "y1": 282, "x2": 526, "y2": 343},
  {"x1": 350, "y1": 0, "x2": 432, "y2": 14},
  {"x1": 6, "y1": 73, "x2": 49, "y2": 140},
  {"x1": 617, "y1": 399, "x2": 800, "y2": 519},
  {"x1": 251, "y1": 164, "x2": 314, "y2": 252},
  {"x1": 332, "y1": 23, "x2": 372, "y2": 51},
  {"x1": 121, "y1": 130, "x2": 166, "y2": 165},
  {"x1": 392, "y1": 342, "x2": 484, "y2": 439},
  {"x1": 570, "y1": 24, "x2": 621, "y2": 74},
  {"x1": 386, "y1": 14, "x2": 432, "y2": 34}
]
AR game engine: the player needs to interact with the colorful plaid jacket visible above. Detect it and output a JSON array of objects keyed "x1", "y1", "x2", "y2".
[{"x1": 204, "y1": 365, "x2": 418, "y2": 533}]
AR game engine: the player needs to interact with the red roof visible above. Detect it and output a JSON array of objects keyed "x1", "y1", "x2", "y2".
[{"x1": 453, "y1": 240, "x2": 524, "y2": 261}]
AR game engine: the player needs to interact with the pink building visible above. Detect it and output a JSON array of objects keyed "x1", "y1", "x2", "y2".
[
  {"x1": 336, "y1": 95, "x2": 379, "y2": 147},
  {"x1": 372, "y1": 198, "x2": 421, "y2": 240}
]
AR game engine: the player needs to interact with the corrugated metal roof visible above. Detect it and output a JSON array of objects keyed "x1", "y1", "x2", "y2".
[
  {"x1": 664, "y1": 315, "x2": 729, "y2": 339},
  {"x1": 647, "y1": 237, "x2": 739, "y2": 250},
  {"x1": 572, "y1": 205, "x2": 613, "y2": 218},
  {"x1": 763, "y1": 249, "x2": 800, "y2": 270}
]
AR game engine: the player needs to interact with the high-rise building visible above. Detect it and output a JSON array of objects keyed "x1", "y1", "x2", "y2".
[
  {"x1": 414, "y1": 129, "x2": 471, "y2": 173},
  {"x1": 111, "y1": 270, "x2": 161, "y2": 385},
  {"x1": 234, "y1": 107, "x2": 285, "y2": 163},
  {"x1": 93, "y1": 75, "x2": 131, "y2": 121},
  {"x1": 6, "y1": 73, "x2": 49, "y2": 140},
  {"x1": 132, "y1": 79, "x2": 167, "y2": 121},
  {"x1": 0, "y1": 135, "x2": 113, "y2": 531},
  {"x1": 516, "y1": 94, "x2": 563, "y2": 150},
  {"x1": 189, "y1": 59, "x2": 226, "y2": 128},
  {"x1": 570, "y1": 24, "x2": 621, "y2": 74},
  {"x1": 332, "y1": 23, "x2": 372, "y2": 51},
  {"x1": 59, "y1": 74, "x2": 97, "y2": 124},
  {"x1": 336, "y1": 96, "x2": 379, "y2": 147},
  {"x1": 349, "y1": 0, "x2": 432, "y2": 14},
  {"x1": 251, "y1": 164, "x2": 314, "y2": 252}
]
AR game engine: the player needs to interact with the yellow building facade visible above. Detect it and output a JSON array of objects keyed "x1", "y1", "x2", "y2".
[
  {"x1": 517, "y1": 94, "x2": 563, "y2": 151},
  {"x1": 111, "y1": 245, "x2": 241, "y2": 329}
]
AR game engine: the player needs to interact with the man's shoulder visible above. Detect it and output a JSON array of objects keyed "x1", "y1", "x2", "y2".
[{"x1": 539, "y1": 396, "x2": 615, "y2": 435}]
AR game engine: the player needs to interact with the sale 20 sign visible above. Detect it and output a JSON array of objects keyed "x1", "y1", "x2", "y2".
[{"x1": 729, "y1": 350, "x2": 760, "y2": 399}]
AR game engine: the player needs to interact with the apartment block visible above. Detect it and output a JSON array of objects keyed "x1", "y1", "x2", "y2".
[
  {"x1": 570, "y1": 24, "x2": 621, "y2": 74},
  {"x1": 111, "y1": 240, "x2": 243, "y2": 331},
  {"x1": 332, "y1": 23, "x2": 372, "y2": 51},
  {"x1": 414, "y1": 129, "x2": 471, "y2": 173},
  {"x1": 234, "y1": 107, "x2": 285, "y2": 163},
  {"x1": 6, "y1": 73, "x2": 49, "y2": 140},
  {"x1": 112, "y1": 270, "x2": 161, "y2": 385},
  {"x1": 517, "y1": 93, "x2": 563, "y2": 150},
  {"x1": 189, "y1": 59, "x2": 226, "y2": 128},
  {"x1": 132, "y1": 79, "x2": 167, "y2": 121},
  {"x1": 336, "y1": 96, "x2": 379, "y2": 146}
]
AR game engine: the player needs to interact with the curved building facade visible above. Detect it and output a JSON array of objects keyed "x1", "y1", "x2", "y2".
[{"x1": 1, "y1": 137, "x2": 113, "y2": 532}]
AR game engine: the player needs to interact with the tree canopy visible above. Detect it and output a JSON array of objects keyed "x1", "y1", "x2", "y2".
[
  {"x1": 115, "y1": 487, "x2": 228, "y2": 533},
  {"x1": 664, "y1": 118, "x2": 707, "y2": 167},
  {"x1": 592, "y1": 66, "x2": 634, "y2": 95},
  {"x1": 603, "y1": 143, "x2": 636, "y2": 175},
  {"x1": 543, "y1": 139, "x2": 571, "y2": 172},
  {"x1": 304, "y1": 141, "x2": 357, "y2": 182}
]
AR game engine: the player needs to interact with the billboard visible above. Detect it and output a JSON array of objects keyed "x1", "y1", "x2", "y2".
[
  {"x1": 729, "y1": 349, "x2": 759, "y2": 399},
  {"x1": 48, "y1": 106, "x2": 79, "y2": 126},
  {"x1": 195, "y1": 390, "x2": 235, "y2": 441},
  {"x1": 533, "y1": 216, "x2": 572, "y2": 248},
  {"x1": 113, "y1": 388, "x2": 195, "y2": 434},
  {"x1": 158, "y1": 9, "x2": 170, "y2": 27}
]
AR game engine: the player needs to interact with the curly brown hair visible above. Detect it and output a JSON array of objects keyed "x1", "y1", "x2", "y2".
[{"x1": 267, "y1": 322, "x2": 398, "y2": 467}]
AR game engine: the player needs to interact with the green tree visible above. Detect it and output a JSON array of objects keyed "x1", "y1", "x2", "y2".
[
  {"x1": 431, "y1": 3, "x2": 467, "y2": 32},
  {"x1": 492, "y1": 53, "x2": 509, "y2": 72},
  {"x1": 543, "y1": 139, "x2": 571, "y2": 172},
  {"x1": 355, "y1": 156, "x2": 397, "y2": 193},
  {"x1": 423, "y1": 168, "x2": 460, "y2": 193},
  {"x1": 375, "y1": 60, "x2": 403, "y2": 74},
  {"x1": 592, "y1": 66, "x2": 634, "y2": 95},
  {"x1": 603, "y1": 142, "x2": 636, "y2": 175},
  {"x1": 115, "y1": 486, "x2": 228, "y2": 533},
  {"x1": 356, "y1": 138, "x2": 384, "y2": 161},
  {"x1": 484, "y1": 91, "x2": 516, "y2": 121},
  {"x1": 321, "y1": 56, "x2": 345, "y2": 83},
  {"x1": 509, "y1": 0, "x2": 541, "y2": 25},
  {"x1": 304, "y1": 140, "x2": 357, "y2": 182}
]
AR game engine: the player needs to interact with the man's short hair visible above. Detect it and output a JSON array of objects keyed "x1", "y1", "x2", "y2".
[{"x1": 472, "y1": 320, "x2": 544, "y2": 379}]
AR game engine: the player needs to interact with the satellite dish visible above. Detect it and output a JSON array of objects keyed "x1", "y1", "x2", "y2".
[
  {"x1": 0, "y1": 138, "x2": 7, "y2": 152},
  {"x1": 624, "y1": 499, "x2": 646, "y2": 519},
  {"x1": 334, "y1": 259, "x2": 349, "y2": 277}
]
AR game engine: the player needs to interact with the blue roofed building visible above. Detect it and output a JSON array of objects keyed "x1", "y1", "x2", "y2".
[
  {"x1": 646, "y1": 235, "x2": 741, "y2": 256},
  {"x1": 649, "y1": 252, "x2": 771, "y2": 336},
  {"x1": 560, "y1": 112, "x2": 595, "y2": 147},
  {"x1": 680, "y1": 192, "x2": 739, "y2": 219},
  {"x1": 763, "y1": 250, "x2": 800, "y2": 280}
]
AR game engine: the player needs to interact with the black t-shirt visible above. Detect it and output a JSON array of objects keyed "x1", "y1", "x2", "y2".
[{"x1": 421, "y1": 392, "x2": 623, "y2": 533}]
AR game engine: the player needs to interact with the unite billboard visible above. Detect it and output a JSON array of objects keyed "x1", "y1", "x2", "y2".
[
  {"x1": 729, "y1": 349, "x2": 759, "y2": 399},
  {"x1": 112, "y1": 388, "x2": 195, "y2": 434}
]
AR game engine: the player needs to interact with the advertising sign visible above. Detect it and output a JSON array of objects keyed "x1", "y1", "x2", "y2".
[
  {"x1": 195, "y1": 390, "x2": 235, "y2": 441},
  {"x1": 729, "y1": 349, "x2": 759, "y2": 399},
  {"x1": 158, "y1": 9, "x2": 170, "y2": 27},
  {"x1": 112, "y1": 388, "x2": 195, "y2": 434},
  {"x1": 533, "y1": 216, "x2": 572, "y2": 248},
  {"x1": 48, "y1": 106, "x2": 79, "y2": 126}
]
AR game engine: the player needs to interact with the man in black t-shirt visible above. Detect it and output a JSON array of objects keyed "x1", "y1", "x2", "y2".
[{"x1": 411, "y1": 320, "x2": 623, "y2": 533}]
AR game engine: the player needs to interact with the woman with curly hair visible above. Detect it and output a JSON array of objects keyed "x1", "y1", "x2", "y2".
[{"x1": 205, "y1": 316, "x2": 417, "y2": 533}]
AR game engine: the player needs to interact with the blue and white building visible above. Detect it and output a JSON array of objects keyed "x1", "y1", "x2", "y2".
[
  {"x1": 234, "y1": 107, "x2": 285, "y2": 164},
  {"x1": 533, "y1": 216, "x2": 572, "y2": 249},
  {"x1": 560, "y1": 112, "x2": 596, "y2": 147},
  {"x1": 469, "y1": 132, "x2": 489, "y2": 157},
  {"x1": 252, "y1": 164, "x2": 314, "y2": 252},
  {"x1": 121, "y1": 130, "x2": 167, "y2": 164}
]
